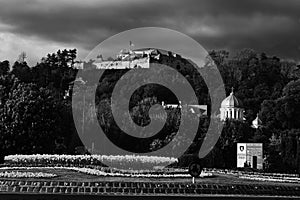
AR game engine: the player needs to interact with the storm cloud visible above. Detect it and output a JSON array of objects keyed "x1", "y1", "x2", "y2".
[{"x1": 0, "y1": 0, "x2": 299, "y2": 64}]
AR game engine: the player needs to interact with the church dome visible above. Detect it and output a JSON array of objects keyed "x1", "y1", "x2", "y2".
[
  {"x1": 220, "y1": 88, "x2": 244, "y2": 121},
  {"x1": 252, "y1": 114, "x2": 262, "y2": 129},
  {"x1": 221, "y1": 89, "x2": 242, "y2": 108}
]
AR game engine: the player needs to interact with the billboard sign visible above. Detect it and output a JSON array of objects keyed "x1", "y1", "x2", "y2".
[{"x1": 237, "y1": 143, "x2": 263, "y2": 169}]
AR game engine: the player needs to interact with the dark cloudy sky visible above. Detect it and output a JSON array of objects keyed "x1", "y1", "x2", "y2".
[{"x1": 0, "y1": 0, "x2": 300, "y2": 65}]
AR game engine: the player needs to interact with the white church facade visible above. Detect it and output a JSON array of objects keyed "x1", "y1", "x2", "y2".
[{"x1": 220, "y1": 88, "x2": 244, "y2": 121}]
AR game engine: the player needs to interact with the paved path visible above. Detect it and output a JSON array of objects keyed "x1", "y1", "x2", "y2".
[
  {"x1": 1, "y1": 167, "x2": 300, "y2": 199},
  {"x1": 0, "y1": 179, "x2": 300, "y2": 198}
]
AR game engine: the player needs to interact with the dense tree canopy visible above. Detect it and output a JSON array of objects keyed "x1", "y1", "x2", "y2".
[{"x1": 0, "y1": 48, "x2": 300, "y2": 172}]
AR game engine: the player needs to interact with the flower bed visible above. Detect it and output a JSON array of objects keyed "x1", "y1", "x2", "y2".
[
  {"x1": 0, "y1": 171, "x2": 57, "y2": 178},
  {"x1": 0, "y1": 166, "x2": 212, "y2": 178},
  {"x1": 205, "y1": 168, "x2": 300, "y2": 183},
  {"x1": 4, "y1": 154, "x2": 178, "y2": 169},
  {"x1": 73, "y1": 167, "x2": 212, "y2": 178},
  {"x1": 239, "y1": 175, "x2": 300, "y2": 184},
  {"x1": 206, "y1": 168, "x2": 299, "y2": 178}
]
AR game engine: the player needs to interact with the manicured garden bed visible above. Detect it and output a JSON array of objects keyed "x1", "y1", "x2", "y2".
[
  {"x1": 0, "y1": 171, "x2": 57, "y2": 178},
  {"x1": 4, "y1": 154, "x2": 178, "y2": 170},
  {"x1": 3, "y1": 154, "x2": 300, "y2": 184}
]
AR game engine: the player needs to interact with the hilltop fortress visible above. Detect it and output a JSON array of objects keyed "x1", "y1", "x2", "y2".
[{"x1": 76, "y1": 48, "x2": 186, "y2": 70}]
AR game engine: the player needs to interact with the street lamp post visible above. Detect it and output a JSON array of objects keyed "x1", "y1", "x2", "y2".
[{"x1": 297, "y1": 135, "x2": 300, "y2": 177}]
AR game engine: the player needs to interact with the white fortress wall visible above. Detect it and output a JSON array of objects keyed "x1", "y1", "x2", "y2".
[{"x1": 95, "y1": 57, "x2": 150, "y2": 69}]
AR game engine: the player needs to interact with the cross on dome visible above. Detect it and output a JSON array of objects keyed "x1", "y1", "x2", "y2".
[{"x1": 231, "y1": 87, "x2": 234, "y2": 95}]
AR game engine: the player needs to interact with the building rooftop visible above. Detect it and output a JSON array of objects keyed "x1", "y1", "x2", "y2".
[{"x1": 221, "y1": 88, "x2": 242, "y2": 108}]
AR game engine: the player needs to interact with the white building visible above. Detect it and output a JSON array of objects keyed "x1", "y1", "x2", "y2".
[
  {"x1": 220, "y1": 88, "x2": 244, "y2": 121},
  {"x1": 252, "y1": 114, "x2": 262, "y2": 129},
  {"x1": 92, "y1": 48, "x2": 183, "y2": 70},
  {"x1": 161, "y1": 101, "x2": 207, "y2": 116},
  {"x1": 237, "y1": 143, "x2": 263, "y2": 169},
  {"x1": 94, "y1": 57, "x2": 150, "y2": 69}
]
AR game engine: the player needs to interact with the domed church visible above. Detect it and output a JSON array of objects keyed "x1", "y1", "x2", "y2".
[{"x1": 220, "y1": 88, "x2": 244, "y2": 121}]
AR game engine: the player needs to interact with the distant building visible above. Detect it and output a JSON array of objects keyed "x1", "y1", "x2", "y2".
[
  {"x1": 94, "y1": 48, "x2": 158, "y2": 69},
  {"x1": 220, "y1": 88, "x2": 244, "y2": 121},
  {"x1": 74, "y1": 62, "x2": 84, "y2": 69},
  {"x1": 186, "y1": 105, "x2": 208, "y2": 116},
  {"x1": 252, "y1": 114, "x2": 262, "y2": 129},
  {"x1": 77, "y1": 48, "x2": 185, "y2": 70},
  {"x1": 237, "y1": 143, "x2": 263, "y2": 169},
  {"x1": 94, "y1": 56, "x2": 150, "y2": 69},
  {"x1": 161, "y1": 101, "x2": 182, "y2": 109},
  {"x1": 161, "y1": 101, "x2": 208, "y2": 116}
]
